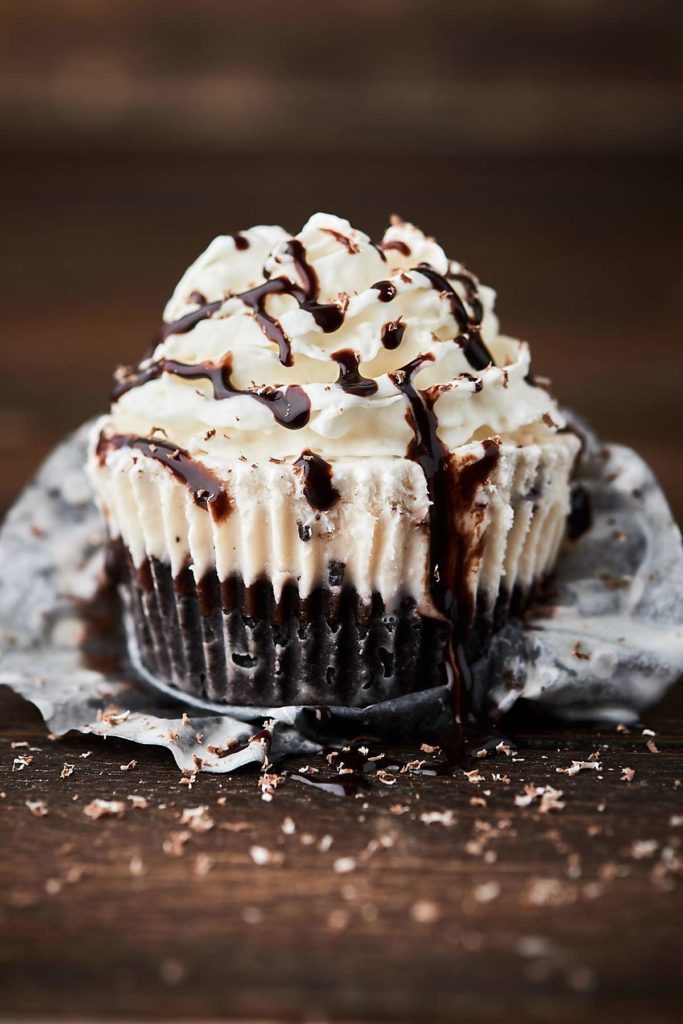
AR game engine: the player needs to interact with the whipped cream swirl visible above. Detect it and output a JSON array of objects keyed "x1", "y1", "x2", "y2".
[{"x1": 105, "y1": 213, "x2": 562, "y2": 460}]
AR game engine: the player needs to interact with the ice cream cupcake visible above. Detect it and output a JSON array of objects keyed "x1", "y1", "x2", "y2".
[{"x1": 88, "y1": 213, "x2": 579, "y2": 709}]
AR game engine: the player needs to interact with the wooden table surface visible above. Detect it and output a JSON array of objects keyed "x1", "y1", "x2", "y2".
[
  {"x1": 1, "y1": 684, "x2": 682, "y2": 1023},
  {"x1": 1, "y1": 148, "x2": 682, "y2": 1022}
]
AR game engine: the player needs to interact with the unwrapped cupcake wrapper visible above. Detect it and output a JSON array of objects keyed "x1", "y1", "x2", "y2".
[
  {"x1": 96, "y1": 437, "x2": 578, "y2": 707},
  {"x1": 2, "y1": 417, "x2": 682, "y2": 777}
]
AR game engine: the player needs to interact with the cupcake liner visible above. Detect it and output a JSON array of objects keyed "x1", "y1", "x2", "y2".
[{"x1": 115, "y1": 542, "x2": 450, "y2": 708}]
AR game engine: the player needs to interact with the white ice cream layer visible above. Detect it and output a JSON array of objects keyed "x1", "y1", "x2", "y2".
[{"x1": 90, "y1": 431, "x2": 578, "y2": 608}]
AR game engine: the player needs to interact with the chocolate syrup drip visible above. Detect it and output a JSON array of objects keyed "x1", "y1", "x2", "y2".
[
  {"x1": 96, "y1": 434, "x2": 231, "y2": 520},
  {"x1": 373, "y1": 264, "x2": 493, "y2": 371},
  {"x1": 114, "y1": 357, "x2": 311, "y2": 430},
  {"x1": 247, "y1": 382, "x2": 311, "y2": 429},
  {"x1": 390, "y1": 355, "x2": 452, "y2": 613},
  {"x1": 170, "y1": 298, "x2": 222, "y2": 333},
  {"x1": 165, "y1": 357, "x2": 312, "y2": 429},
  {"x1": 293, "y1": 449, "x2": 340, "y2": 511},
  {"x1": 284, "y1": 239, "x2": 317, "y2": 296},
  {"x1": 450, "y1": 269, "x2": 484, "y2": 324},
  {"x1": 232, "y1": 232, "x2": 250, "y2": 250},
  {"x1": 381, "y1": 239, "x2": 411, "y2": 257},
  {"x1": 113, "y1": 361, "x2": 167, "y2": 400},
  {"x1": 321, "y1": 227, "x2": 360, "y2": 254},
  {"x1": 457, "y1": 438, "x2": 501, "y2": 509},
  {"x1": 415, "y1": 265, "x2": 470, "y2": 330},
  {"x1": 415, "y1": 264, "x2": 494, "y2": 372},
  {"x1": 148, "y1": 255, "x2": 489, "y2": 387},
  {"x1": 149, "y1": 238, "x2": 343, "y2": 369},
  {"x1": 236, "y1": 239, "x2": 344, "y2": 366},
  {"x1": 373, "y1": 280, "x2": 397, "y2": 302},
  {"x1": 332, "y1": 349, "x2": 378, "y2": 397},
  {"x1": 380, "y1": 318, "x2": 405, "y2": 350},
  {"x1": 390, "y1": 355, "x2": 500, "y2": 734},
  {"x1": 463, "y1": 334, "x2": 494, "y2": 374},
  {"x1": 150, "y1": 298, "x2": 223, "y2": 356}
]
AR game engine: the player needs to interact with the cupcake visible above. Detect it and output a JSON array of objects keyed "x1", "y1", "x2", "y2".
[{"x1": 88, "y1": 213, "x2": 579, "y2": 710}]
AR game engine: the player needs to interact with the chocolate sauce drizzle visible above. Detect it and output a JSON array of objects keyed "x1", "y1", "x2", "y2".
[
  {"x1": 449, "y1": 268, "x2": 484, "y2": 323},
  {"x1": 114, "y1": 357, "x2": 311, "y2": 430},
  {"x1": 293, "y1": 450, "x2": 340, "y2": 511},
  {"x1": 371, "y1": 263, "x2": 494, "y2": 371},
  {"x1": 457, "y1": 439, "x2": 501, "y2": 509},
  {"x1": 373, "y1": 280, "x2": 397, "y2": 303},
  {"x1": 113, "y1": 361, "x2": 167, "y2": 399},
  {"x1": 239, "y1": 240, "x2": 344, "y2": 366},
  {"x1": 150, "y1": 298, "x2": 223, "y2": 355},
  {"x1": 389, "y1": 354, "x2": 500, "y2": 731},
  {"x1": 380, "y1": 318, "x2": 405, "y2": 350},
  {"x1": 321, "y1": 228, "x2": 360, "y2": 254},
  {"x1": 414, "y1": 264, "x2": 494, "y2": 372},
  {"x1": 150, "y1": 238, "x2": 344, "y2": 369},
  {"x1": 332, "y1": 350, "x2": 378, "y2": 397},
  {"x1": 147, "y1": 243, "x2": 491, "y2": 388},
  {"x1": 390, "y1": 356, "x2": 453, "y2": 611},
  {"x1": 96, "y1": 434, "x2": 231, "y2": 520},
  {"x1": 381, "y1": 239, "x2": 411, "y2": 257}
]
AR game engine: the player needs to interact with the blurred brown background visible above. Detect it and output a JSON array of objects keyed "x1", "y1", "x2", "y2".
[{"x1": 1, "y1": 0, "x2": 681, "y2": 519}]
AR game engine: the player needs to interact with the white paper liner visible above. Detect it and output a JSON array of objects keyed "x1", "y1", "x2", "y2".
[
  {"x1": 0, "y1": 419, "x2": 681, "y2": 774},
  {"x1": 474, "y1": 426, "x2": 683, "y2": 720}
]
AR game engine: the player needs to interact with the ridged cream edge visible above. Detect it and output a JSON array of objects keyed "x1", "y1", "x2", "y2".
[{"x1": 88, "y1": 429, "x2": 579, "y2": 610}]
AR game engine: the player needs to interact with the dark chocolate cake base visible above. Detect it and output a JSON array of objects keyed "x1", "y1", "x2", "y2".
[
  {"x1": 109, "y1": 543, "x2": 454, "y2": 707},
  {"x1": 109, "y1": 543, "x2": 528, "y2": 709}
]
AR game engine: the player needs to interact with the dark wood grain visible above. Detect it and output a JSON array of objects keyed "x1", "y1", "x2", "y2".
[
  {"x1": 0, "y1": 0, "x2": 681, "y2": 154},
  {"x1": 1, "y1": 683, "x2": 681, "y2": 1023}
]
